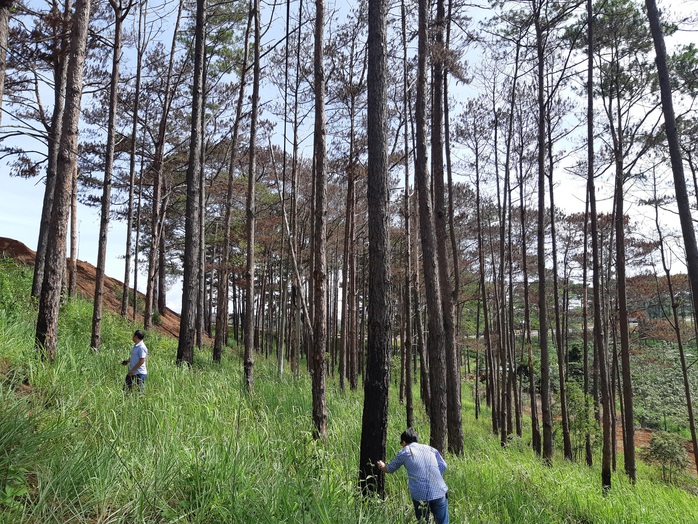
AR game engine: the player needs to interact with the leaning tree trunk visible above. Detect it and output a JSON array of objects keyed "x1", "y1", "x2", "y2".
[
  {"x1": 645, "y1": 0, "x2": 698, "y2": 476},
  {"x1": 358, "y1": 0, "x2": 390, "y2": 495},
  {"x1": 35, "y1": 0, "x2": 92, "y2": 361}
]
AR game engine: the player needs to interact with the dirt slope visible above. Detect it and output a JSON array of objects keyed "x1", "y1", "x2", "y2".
[{"x1": 0, "y1": 236, "x2": 181, "y2": 338}]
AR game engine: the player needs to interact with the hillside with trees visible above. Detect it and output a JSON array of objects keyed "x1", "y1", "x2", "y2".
[{"x1": 2, "y1": 0, "x2": 698, "y2": 511}]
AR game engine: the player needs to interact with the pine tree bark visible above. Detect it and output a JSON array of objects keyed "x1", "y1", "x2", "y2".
[
  {"x1": 177, "y1": 0, "x2": 206, "y2": 366},
  {"x1": 32, "y1": 0, "x2": 70, "y2": 300},
  {"x1": 534, "y1": 0, "x2": 553, "y2": 462},
  {"x1": 0, "y1": 0, "x2": 13, "y2": 126},
  {"x1": 144, "y1": 0, "x2": 184, "y2": 330},
  {"x1": 121, "y1": 0, "x2": 147, "y2": 318},
  {"x1": 35, "y1": 0, "x2": 93, "y2": 361},
  {"x1": 311, "y1": 0, "x2": 328, "y2": 440},
  {"x1": 358, "y1": 0, "x2": 390, "y2": 495},
  {"x1": 213, "y1": 8, "x2": 252, "y2": 363},
  {"x1": 432, "y1": 0, "x2": 463, "y2": 455},
  {"x1": 416, "y1": 0, "x2": 447, "y2": 452}
]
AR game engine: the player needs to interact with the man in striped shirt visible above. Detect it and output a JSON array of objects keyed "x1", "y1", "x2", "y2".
[{"x1": 377, "y1": 428, "x2": 449, "y2": 523}]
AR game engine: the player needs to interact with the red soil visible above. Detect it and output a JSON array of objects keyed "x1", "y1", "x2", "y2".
[{"x1": 0, "y1": 236, "x2": 182, "y2": 338}]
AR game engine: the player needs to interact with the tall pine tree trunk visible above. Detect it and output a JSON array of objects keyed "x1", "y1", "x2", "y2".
[
  {"x1": 534, "y1": 1, "x2": 553, "y2": 462},
  {"x1": 92, "y1": 0, "x2": 131, "y2": 350},
  {"x1": 645, "y1": 0, "x2": 698, "y2": 475},
  {"x1": 243, "y1": 0, "x2": 260, "y2": 388},
  {"x1": 177, "y1": 0, "x2": 206, "y2": 366},
  {"x1": 35, "y1": 0, "x2": 92, "y2": 361},
  {"x1": 122, "y1": 0, "x2": 147, "y2": 318},
  {"x1": 358, "y1": 0, "x2": 390, "y2": 495},
  {"x1": 311, "y1": 0, "x2": 328, "y2": 440},
  {"x1": 33, "y1": 0, "x2": 70, "y2": 300},
  {"x1": 416, "y1": 0, "x2": 447, "y2": 451},
  {"x1": 213, "y1": 8, "x2": 251, "y2": 362}
]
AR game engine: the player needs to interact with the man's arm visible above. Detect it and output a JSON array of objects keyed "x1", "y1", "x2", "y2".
[{"x1": 378, "y1": 448, "x2": 406, "y2": 473}]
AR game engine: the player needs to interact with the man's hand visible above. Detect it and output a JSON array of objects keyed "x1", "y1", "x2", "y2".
[
  {"x1": 377, "y1": 460, "x2": 386, "y2": 472},
  {"x1": 121, "y1": 360, "x2": 129, "y2": 366}
]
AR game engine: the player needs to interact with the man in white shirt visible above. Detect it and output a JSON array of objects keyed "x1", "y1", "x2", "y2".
[{"x1": 122, "y1": 330, "x2": 148, "y2": 391}]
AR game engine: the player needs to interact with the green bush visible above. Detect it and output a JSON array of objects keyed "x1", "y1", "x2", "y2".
[{"x1": 642, "y1": 431, "x2": 690, "y2": 483}]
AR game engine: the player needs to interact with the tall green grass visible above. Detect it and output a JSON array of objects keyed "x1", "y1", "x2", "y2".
[{"x1": 1, "y1": 257, "x2": 698, "y2": 523}]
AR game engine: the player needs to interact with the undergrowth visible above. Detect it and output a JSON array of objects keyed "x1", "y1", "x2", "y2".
[{"x1": 1, "y1": 257, "x2": 698, "y2": 523}]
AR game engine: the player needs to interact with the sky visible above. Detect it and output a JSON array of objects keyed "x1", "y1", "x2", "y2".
[
  {"x1": 1, "y1": 0, "x2": 694, "y2": 317},
  {"x1": 2, "y1": 169, "x2": 130, "y2": 288}
]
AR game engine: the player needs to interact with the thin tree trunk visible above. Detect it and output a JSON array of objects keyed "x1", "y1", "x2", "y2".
[
  {"x1": 0, "y1": 0, "x2": 12, "y2": 126},
  {"x1": 534, "y1": 1, "x2": 553, "y2": 463},
  {"x1": 91, "y1": 0, "x2": 131, "y2": 350},
  {"x1": 122, "y1": 0, "x2": 147, "y2": 318},
  {"x1": 243, "y1": 0, "x2": 260, "y2": 388},
  {"x1": 68, "y1": 165, "x2": 78, "y2": 298},
  {"x1": 145, "y1": 0, "x2": 184, "y2": 330},
  {"x1": 213, "y1": 8, "x2": 252, "y2": 362},
  {"x1": 402, "y1": 0, "x2": 414, "y2": 427}
]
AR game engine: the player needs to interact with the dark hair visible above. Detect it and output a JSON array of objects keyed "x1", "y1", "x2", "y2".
[
  {"x1": 401, "y1": 427, "x2": 418, "y2": 444},
  {"x1": 133, "y1": 330, "x2": 145, "y2": 341}
]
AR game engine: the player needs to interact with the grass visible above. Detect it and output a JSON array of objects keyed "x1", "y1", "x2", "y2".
[{"x1": 1, "y1": 257, "x2": 698, "y2": 523}]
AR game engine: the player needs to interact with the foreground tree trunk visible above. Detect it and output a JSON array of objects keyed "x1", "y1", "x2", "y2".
[
  {"x1": 416, "y1": 0, "x2": 447, "y2": 452},
  {"x1": 311, "y1": 0, "x2": 328, "y2": 440},
  {"x1": 32, "y1": 1, "x2": 70, "y2": 300},
  {"x1": 177, "y1": 0, "x2": 206, "y2": 366},
  {"x1": 35, "y1": 0, "x2": 92, "y2": 361},
  {"x1": 432, "y1": 0, "x2": 463, "y2": 455},
  {"x1": 358, "y1": 0, "x2": 390, "y2": 495}
]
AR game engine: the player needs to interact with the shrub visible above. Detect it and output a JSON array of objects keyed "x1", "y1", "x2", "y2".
[{"x1": 642, "y1": 431, "x2": 689, "y2": 483}]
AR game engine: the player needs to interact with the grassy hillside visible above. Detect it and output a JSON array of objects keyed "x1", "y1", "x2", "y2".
[{"x1": 2, "y1": 257, "x2": 698, "y2": 523}]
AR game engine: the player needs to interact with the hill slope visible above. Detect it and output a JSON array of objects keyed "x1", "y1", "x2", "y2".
[{"x1": 0, "y1": 236, "x2": 182, "y2": 338}]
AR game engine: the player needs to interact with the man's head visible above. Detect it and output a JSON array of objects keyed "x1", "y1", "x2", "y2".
[
  {"x1": 133, "y1": 330, "x2": 145, "y2": 341},
  {"x1": 401, "y1": 427, "x2": 419, "y2": 445}
]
